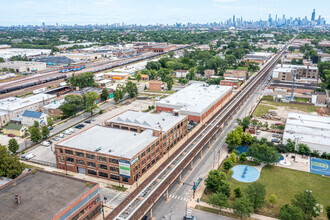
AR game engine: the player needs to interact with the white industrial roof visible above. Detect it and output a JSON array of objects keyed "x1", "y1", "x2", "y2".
[
  {"x1": 107, "y1": 110, "x2": 187, "y2": 132},
  {"x1": 283, "y1": 113, "x2": 330, "y2": 148},
  {"x1": 43, "y1": 99, "x2": 65, "y2": 109},
  {"x1": 156, "y1": 83, "x2": 232, "y2": 117},
  {"x1": 58, "y1": 125, "x2": 158, "y2": 159},
  {"x1": 273, "y1": 68, "x2": 292, "y2": 73},
  {"x1": 0, "y1": 94, "x2": 55, "y2": 112},
  {"x1": 0, "y1": 49, "x2": 51, "y2": 59}
]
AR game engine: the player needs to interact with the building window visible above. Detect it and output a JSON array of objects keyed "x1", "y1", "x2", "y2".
[
  {"x1": 151, "y1": 144, "x2": 155, "y2": 150},
  {"x1": 87, "y1": 161, "x2": 96, "y2": 168},
  {"x1": 122, "y1": 177, "x2": 129, "y2": 183},
  {"x1": 110, "y1": 166, "x2": 119, "y2": 172},
  {"x1": 147, "y1": 163, "x2": 150, "y2": 169},
  {"x1": 142, "y1": 159, "x2": 145, "y2": 165},
  {"x1": 110, "y1": 174, "x2": 120, "y2": 181},
  {"x1": 141, "y1": 152, "x2": 145, "y2": 158},
  {"x1": 99, "y1": 164, "x2": 108, "y2": 170},
  {"x1": 98, "y1": 156, "x2": 107, "y2": 162},
  {"x1": 109, "y1": 158, "x2": 119, "y2": 164},
  {"x1": 59, "y1": 148, "x2": 63, "y2": 154},
  {"x1": 151, "y1": 152, "x2": 155, "y2": 157},
  {"x1": 156, "y1": 148, "x2": 159, "y2": 153},
  {"x1": 147, "y1": 155, "x2": 150, "y2": 161},
  {"x1": 65, "y1": 149, "x2": 73, "y2": 155},
  {"x1": 99, "y1": 172, "x2": 108, "y2": 178},
  {"x1": 66, "y1": 157, "x2": 74, "y2": 163},
  {"x1": 151, "y1": 159, "x2": 155, "y2": 165},
  {"x1": 76, "y1": 152, "x2": 84, "y2": 158},
  {"x1": 86, "y1": 154, "x2": 95, "y2": 160},
  {"x1": 156, "y1": 141, "x2": 159, "y2": 146},
  {"x1": 142, "y1": 167, "x2": 146, "y2": 173},
  {"x1": 156, "y1": 155, "x2": 159, "y2": 161},
  {"x1": 146, "y1": 147, "x2": 150, "y2": 154},
  {"x1": 88, "y1": 169, "x2": 97, "y2": 176},
  {"x1": 76, "y1": 159, "x2": 85, "y2": 165}
]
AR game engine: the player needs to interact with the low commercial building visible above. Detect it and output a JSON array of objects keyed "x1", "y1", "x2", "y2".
[
  {"x1": 156, "y1": 83, "x2": 232, "y2": 123},
  {"x1": 41, "y1": 99, "x2": 65, "y2": 116},
  {"x1": 104, "y1": 72, "x2": 131, "y2": 80},
  {"x1": 55, "y1": 53, "x2": 102, "y2": 62},
  {"x1": 56, "y1": 111, "x2": 187, "y2": 185},
  {"x1": 21, "y1": 110, "x2": 48, "y2": 127},
  {"x1": 244, "y1": 52, "x2": 273, "y2": 64},
  {"x1": 0, "y1": 169, "x2": 101, "y2": 220},
  {"x1": 149, "y1": 80, "x2": 163, "y2": 91},
  {"x1": 272, "y1": 64, "x2": 319, "y2": 81},
  {"x1": 224, "y1": 69, "x2": 247, "y2": 79},
  {"x1": 283, "y1": 113, "x2": 330, "y2": 153},
  {"x1": 175, "y1": 70, "x2": 189, "y2": 78},
  {"x1": 37, "y1": 56, "x2": 75, "y2": 65},
  {"x1": 0, "y1": 94, "x2": 55, "y2": 127},
  {"x1": 70, "y1": 87, "x2": 113, "y2": 104},
  {"x1": 267, "y1": 80, "x2": 319, "y2": 94},
  {"x1": 0, "y1": 61, "x2": 46, "y2": 73},
  {"x1": 220, "y1": 80, "x2": 240, "y2": 89},
  {"x1": 142, "y1": 44, "x2": 176, "y2": 53},
  {"x1": 2, "y1": 123, "x2": 27, "y2": 137}
]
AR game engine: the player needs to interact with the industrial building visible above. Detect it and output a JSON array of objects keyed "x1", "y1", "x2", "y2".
[
  {"x1": 104, "y1": 72, "x2": 131, "y2": 80},
  {"x1": 156, "y1": 83, "x2": 232, "y2": 123},
  {"x1": 283, "y1": 113, "x2": 330, "y2": 153},
  {"x1": 37, "y1": 56, "x2": 75, "y2": 65},
  {"x1": 55, "y1": 111, "x2": 187, "y2": 185},
  {"x1": 244, "y1": 52, "x2": 273, "y2": 64},
  {"x1": 41, "y1": 99, "x2": 65, "y2": 116},
  {"x1": 0, "y1": 169, "x2": 101, "y2": 220},
  {"x1": 55, "y1": 53, "x2": 102, "y2": 62},
  {"x1": 0, "y1": 61, "x2": 46, "y2": 73},
  {"x1": 0, "y1": 48, "x2": 51, "y2": 60},
  {"x1": 0, "y1": 94, "x2": 55, "y2": 127}
]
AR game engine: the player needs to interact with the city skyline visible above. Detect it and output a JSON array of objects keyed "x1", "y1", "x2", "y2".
[{"x1": 0, "y1": 0, "x2": 329, "y2": 26}]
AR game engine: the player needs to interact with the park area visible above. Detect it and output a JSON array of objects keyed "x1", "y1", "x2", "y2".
[{"x1": 202, "y1": 159, "x2": 330, "y2": 219}]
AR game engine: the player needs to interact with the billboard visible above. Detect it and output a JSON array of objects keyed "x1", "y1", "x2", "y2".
[{"x1": 119, "y1": 159, "x2": 130, "y2": 178}]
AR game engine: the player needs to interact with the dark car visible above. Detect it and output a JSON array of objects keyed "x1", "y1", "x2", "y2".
[
  {"x1": 184, "y1": 215, "x2": 196, "y2": 220},
  {"x1": 85, "y1": 120, "x2": 92, "y2": 124},
  {"x1": 75, "y1": 124, "x2": 85, "y2": 129},
  {"x1": 271, "y1": 138, "x2": 280, "y2": 143},
  {"x1": 48, "y1": 126, "x2": 53, "y2": 130},
  {"x1": 47, "y1": 140, "x2": 53, "y2": 144}
]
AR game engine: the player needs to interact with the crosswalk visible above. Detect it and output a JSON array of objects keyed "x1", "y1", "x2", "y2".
[{"x1": 168, "y1": 194, "x2": 190, "y2": 201}]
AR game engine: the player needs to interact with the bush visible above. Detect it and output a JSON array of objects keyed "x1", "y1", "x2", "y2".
[
  {"x1": 234, "y1": 187, "x2": 243, "y2": 198},
  {"x1": 223, "y1": 160, "x2": 233, "y2": 172},
  {"x1": 239, "y1": 152, "x2": 247, "y2": 161},
  {"x1": 228, "y1": 152, "x2": 237, "y2": 163}
]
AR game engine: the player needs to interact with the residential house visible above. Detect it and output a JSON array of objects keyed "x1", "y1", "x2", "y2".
[
  {"x1": 3, "y1": 123, "x2": 27, "y2": 137},
  {"x1": 21, "y1": 110, "x2": 48, "y2": 127}
]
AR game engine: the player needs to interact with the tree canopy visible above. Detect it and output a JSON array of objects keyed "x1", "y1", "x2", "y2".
[
  {"x1": 0, "y1": 144, "x2": 23, "y2": 178},
  {"x1": 247, "y1": 143, "x2": 280, "y2": 164}
]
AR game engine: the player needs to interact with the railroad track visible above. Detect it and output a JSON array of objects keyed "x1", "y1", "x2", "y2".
[{"x1": 106, "y1": 37, "x2": 295, "y2": 220}]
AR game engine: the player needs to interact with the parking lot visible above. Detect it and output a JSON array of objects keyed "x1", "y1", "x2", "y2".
[{"x1": 0, "y1": 134, "x2": 23, "y2": 146}]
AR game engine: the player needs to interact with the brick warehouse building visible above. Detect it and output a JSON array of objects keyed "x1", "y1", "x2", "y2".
[
  {"x1": 156, "y1": 83, "x2": 232, "y2": 123},
  {"x1": 0, "y1": 169, "x2": 100, "y2": 220},
  {"x1": 55, "y1": 111, "x2": 188, "y2": 185}
]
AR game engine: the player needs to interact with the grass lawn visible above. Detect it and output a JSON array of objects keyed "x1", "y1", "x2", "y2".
[
  {"x1": 202, "y1": 163, "x2": 330, "y2": 219},
  {"x1": 228, "y1": 66, "x2": 249, "y2": 71},
  {"x1": 253, "y1": 104, "x2": 277, "y2": 117},
  {"x1": 263, "y1": 101, "x2": 316, "y2": 113},
  {"x1": 295, "y1": 98, "x2": 310, "y2": 103}
]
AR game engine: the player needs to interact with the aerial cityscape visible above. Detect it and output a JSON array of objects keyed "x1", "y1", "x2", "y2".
[{"x1": 0, "y1": 1, "x2": 329, "y2": 220}]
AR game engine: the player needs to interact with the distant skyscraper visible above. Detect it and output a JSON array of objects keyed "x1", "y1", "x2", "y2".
[
  {"x1": 311, "y1": 9, "x2": 316, "y2": 21},
  {"x1": 233, "y1": 15, "x2": 236, "y2": 26}
]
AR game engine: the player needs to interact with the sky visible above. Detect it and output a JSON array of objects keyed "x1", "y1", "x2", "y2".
[{"x1": 1, "y1": 0, "x2": 329, "y2": 26}]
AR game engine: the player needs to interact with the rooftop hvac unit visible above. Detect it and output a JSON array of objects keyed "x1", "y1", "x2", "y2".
[{"x1": 94, "y1": 147, "x2": 101, "y2": 152}]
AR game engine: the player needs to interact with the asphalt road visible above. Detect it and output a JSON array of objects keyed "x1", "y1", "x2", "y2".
[{"x1": 151, "y1": 72, "x2": 269, "y2": 220}]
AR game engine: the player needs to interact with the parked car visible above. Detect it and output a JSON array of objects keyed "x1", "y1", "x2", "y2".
[
  {"x1": 256, "y1": 130, "x2": 261, "y2": 135},
  {"x1": 42, "y1": 141, "x2": 50, "y2": 146},
  {"x1": 64, "y1": 130, "x2": 72, "y2": 135},
  {"x1": 25, "y1": 153, "x2": 36, "y2": 160},
  {"x1": 52, "y1": 137, "x2": 59, "y2": 141},
  {"x1": 272, "y1": 133, "x2": 281, "y2": 138},
  {"x1": 271, "y1": 138, "x2": 280, "y2": 143},
  {"x1": 275, "y1": 123, "x2": 283, "y2": 126},
  {"x1": 48, "y1": 126, "x2": 53, "y2": 130},
  {"x1": 85, "y1": 120, "x2": 92, "y2": 124},
  {"x1": 47, "y1": 140, "x2": 53, "y2": 144},
  {"x1": 58, "y1": 134, "x2": 65, "y2": 138},
  {"x1": 7, "y1": 134, "x2": 15, "y2": 137},
  {"x1": 68, "y1": 128, "x2": 75, "y2": 133},
  {"x1": 183, "y1": 215, "x2": 196, "y2": 220},
  {"x1": 75, "y1": 124, "x2": 85, "y2": 129}
]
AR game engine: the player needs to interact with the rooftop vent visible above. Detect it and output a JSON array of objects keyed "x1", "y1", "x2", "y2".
[{"x1": 94, "y1": 147, "x2": 101, "y2": 152}]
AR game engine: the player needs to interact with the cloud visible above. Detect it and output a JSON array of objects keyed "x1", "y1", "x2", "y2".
[
  {"x1": 214, "y1": 0, "x2": 237, "y2": 2},
  {"x1": 24, "y1": 1, "x2": 36, "y2": 4},
  {"x1": 93, "y1": 0, "x2": 114, "y2": 5}
]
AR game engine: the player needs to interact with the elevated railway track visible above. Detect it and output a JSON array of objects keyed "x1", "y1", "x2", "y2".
[{"x1": 106, "y1": 37, "x2": 295, "y2": 220}]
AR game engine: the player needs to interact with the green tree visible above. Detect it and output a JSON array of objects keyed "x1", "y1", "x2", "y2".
[
  {"x1": 126, "y1": 81, "x2": 138, "y2": 98},
  {"x1": 239, "y1": 152, "x2": 247, "y2": 162},
  {"x1": 0, "y1": 145, "x2": 23, "y2": 178},
  {"x1": 59, "y1": 95, "x2": 84, "y2": 117},
  {"x1": 41, "y1": 126, "x2": 50, "y2": 138},
  {"x1": 247, "y1": 143, "x2": 280, "y2": 165},
  {"x1": 113, "y1": 89, "x2": 121, "y2": 102},
  {"x1": 47, "y1": 117, "x2": 54, "y2": 127},
  {"x1": 0, "y1": 57, "x2": 5, "y2": 63},
  {"x1": 101, "y1": 88, "x2": 110, "y2": 101},
  {"x1": 279, "y1": 204, "x2": 304, "y2": 220},
  {"x1": 248, "y1": 62, "x2": 260, "y2": 73},
  {"x1": 326, "y1": 205, "x2": 330, "y2": 220},
  {"x1": 205, "y1": 170, "x2": 229, "y2": 194},
  {"x1": 236, "y1": 117, "x2": 250, "y2": 131},
  {"x1": 286, "y1": 139, "x2": 295, "y2": 152},
  {"x1": 209, "y1": 192, "x2": 229, "y2": 211},
  {"x1": 168, "y1": 51, "x2": 175, "y2": 58},
  {"x1": 297, "y1": 143, "x2": 311, "y2": 156},
  {"x1": 292, "y1": 191, "x2": 320, "y2": 219},
  {"x1": 136, "y1": 72, "x2": 141, "y2": 82},
  {"x1": 288, "y1": 46, "x2": 295, "y2": 52},
  {"x1": 232, "y1": 196, "x2": 254, "y2": 218},
  {"x1": 68, "y1": 72, "x2": 95, "y2": 88},
  {"x1": 245, "y1": 182, "x2": 266, "y2": 210},
  {"x1": 268, "y1": 194, "x2": 278, "y2": 208},
  {"x1": 228, "y1": 152, "x2": 237, "y2": 163},
  {"x1": 234, "y1": 187, "x2": 243, "y2": 198},
  {"x1": 84, "y1": 91, "x2": 99, "y2": 115},
  {"x1": 8, "y1": 138, "x2": 19, "y2": 154},
  {"x1": 33, "y1": 121, "x2": 39, "y2": 128},
  {"x1": 165, "y1": 75, "x2": 174, "y2": 90},
  {"x1": 225, "y1": 54, "x2": 237, "y2": 67},
  {"x1": 29, "y1": 126, "x2": 42, "y2": 143},
  {"x1": 223, "y1": 160, "x2": 233, "y2": 172},
  {"x1": 225, "y1": 130, "x2": 242, "y2": 151}
]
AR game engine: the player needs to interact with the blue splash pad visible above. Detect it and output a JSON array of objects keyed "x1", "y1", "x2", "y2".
[{"x1": 232, "y1": 165, "x2": 260, "y2": 183}]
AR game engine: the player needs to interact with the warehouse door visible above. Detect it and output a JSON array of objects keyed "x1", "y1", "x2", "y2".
[{"x1": 77, "y1": 167, "x2": 86, "y2": 175}]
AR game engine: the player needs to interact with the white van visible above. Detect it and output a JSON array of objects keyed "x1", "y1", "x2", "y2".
[
  {"x1": 42, "y1": 141, "x2": 50, "y2": 147},
  {"x1": 58, "y1": 134, "x2": 65, "y2": 138},
  {"x1": 25, "y1": 153, "x2": 36, "y2": 160},
  {"x1": 68, "y1": 128, "x2": 75, "y2": 133},
  {"x1": 64, "y1": 130, "x2": 72, "y2": 135}
]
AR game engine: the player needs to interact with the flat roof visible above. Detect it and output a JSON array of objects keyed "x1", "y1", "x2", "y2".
[
  {"x1": 0, "y1": 94, "x2": 55, "y2": 112},
  {"x1": 57, "y1": 125, "x2": 158, "y2": 159},
  {"x1": 283, "y1": 113, "x2": 330, "y2": 147},
  {"x1": 106, "y1": 110, "x2": 186, "y2": 132},
  {"x1": 43, "y1": 99, "x2": 65, "y2": 109},
  {"x1": 156, "y1": 83, "x2": 232, "y2": 117},
  {"x1": 0, "y1": 170, "x2": 95, "y2": 220}
]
